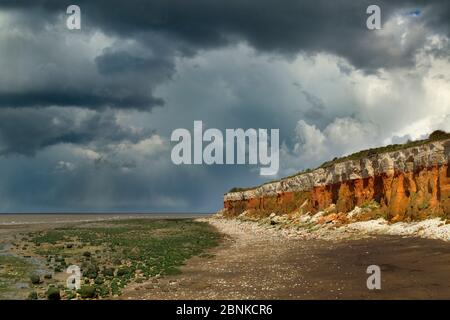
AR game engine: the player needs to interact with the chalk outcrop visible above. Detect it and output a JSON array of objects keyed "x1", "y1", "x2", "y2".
[{"x1": 222, "y1": 138, "x2": 450, "y2": 222}]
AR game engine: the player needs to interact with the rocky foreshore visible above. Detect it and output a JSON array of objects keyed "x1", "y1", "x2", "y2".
[{"x1": 212, "y1": 203, "x2": 450, "y2": 242}]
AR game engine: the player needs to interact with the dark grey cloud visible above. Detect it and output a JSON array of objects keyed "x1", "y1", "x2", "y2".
[
  {"x1": 0, "y1": 108, "x2": 151, "y2": 156},
  {"x1": 0, "y1": 0, "x2": 449, "y2": 112},
  {"x1": 0, "y1": 91, "x2": 164, "y2": 110},
  {"x1": 0, "y1": 11, "x2": 176, "y2": 111},
  {"x1": 95, "y1": 49, "x2": 174, "y2": 76},
  {"x1": 2, "y1": 0, "x2": 450, "y2": 71}
]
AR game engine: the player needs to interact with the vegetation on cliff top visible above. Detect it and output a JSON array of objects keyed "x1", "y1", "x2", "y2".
[
  {"x1": 318, "y1": 129, "x2": 450, "y2": 169},
  {"x1": 228, "y1": 130, "x2": 450, "y2": 193}
]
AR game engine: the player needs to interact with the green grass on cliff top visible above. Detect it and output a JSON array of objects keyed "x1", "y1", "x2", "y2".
[{"x1": 228, "y1": 130, "x2": 450, "y2": 193}]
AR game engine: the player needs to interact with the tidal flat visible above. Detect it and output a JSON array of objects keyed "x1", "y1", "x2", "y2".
[{"x1": 0, "y1": 216, "x2": 220, "y2": 300}]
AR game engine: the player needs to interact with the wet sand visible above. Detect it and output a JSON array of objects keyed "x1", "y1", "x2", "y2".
[{"x1": 122, "y1": 219, "x2": 450, "y2": 299}]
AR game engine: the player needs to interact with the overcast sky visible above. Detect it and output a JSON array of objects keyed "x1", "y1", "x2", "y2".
[{"x1": 0, "y1": 1, "x2": 449, "y2": 212}]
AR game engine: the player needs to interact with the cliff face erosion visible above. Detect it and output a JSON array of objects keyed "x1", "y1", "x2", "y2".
[{"x1": 222, "y1": 137, "x2": 450, "y2": 223}]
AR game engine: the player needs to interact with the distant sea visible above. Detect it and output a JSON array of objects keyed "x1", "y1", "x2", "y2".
[{"x1": 0, "y1": 213, "x2": 211, "y2": 226}]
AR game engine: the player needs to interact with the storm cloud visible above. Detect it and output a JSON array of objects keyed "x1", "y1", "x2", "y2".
[
  {"x1": 0, "y1": 108, "x2": 152, "y2": 156},
  {"x1": 2, "y1": 0, "x2": 450, "y2": 69}
]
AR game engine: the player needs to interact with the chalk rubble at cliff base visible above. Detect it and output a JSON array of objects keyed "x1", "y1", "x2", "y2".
[
  {"x1": 211, "y1": 207, "x2": 450, "y2": 242},
  {"x1": 343, "y1": 218, "x2": 450, "y2": 241}
]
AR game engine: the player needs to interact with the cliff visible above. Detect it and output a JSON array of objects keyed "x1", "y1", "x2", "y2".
[{"x1": 222, "y1": 135, "x2": 450, "y2": 222}]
